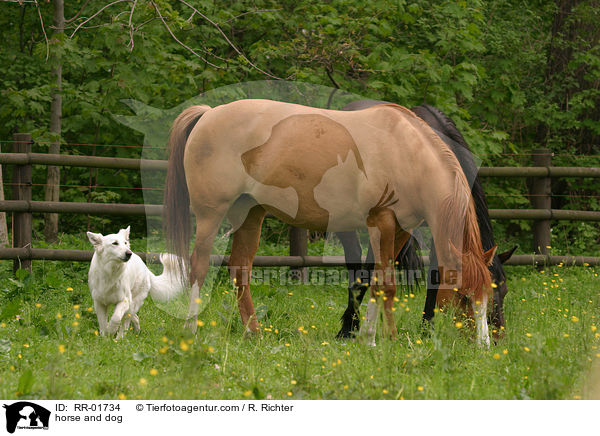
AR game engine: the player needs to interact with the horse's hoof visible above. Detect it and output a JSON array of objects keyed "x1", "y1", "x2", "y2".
[
  {"x1": 420, "y1": 319, "x2": 434, "y2": 337},
  {"x1": 336, "y1": 328, "x2": 355, "y2": 339},
  {"x1": 243, "y1": 328, "x2": 261, "y2": 339},
  {"x1": 492, "y1": 328, "x2": 505, "y2": 343}
]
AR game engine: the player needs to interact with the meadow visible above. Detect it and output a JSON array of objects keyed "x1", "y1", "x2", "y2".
[{"x1": 0, "y1": 232, "x2": 599, "y2": 400}]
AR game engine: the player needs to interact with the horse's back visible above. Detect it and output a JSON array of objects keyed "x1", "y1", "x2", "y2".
[{"x1": 185, "y1": 99, "x2": 455, "y2": 232}]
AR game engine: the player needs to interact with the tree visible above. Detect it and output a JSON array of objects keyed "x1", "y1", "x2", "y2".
[{"x1": 44, "y1": 0, "x2": 64, "y2": 242}]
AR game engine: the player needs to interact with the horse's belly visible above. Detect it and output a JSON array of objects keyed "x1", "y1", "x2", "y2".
[{"x1": 262, "y1": 204, "x2": 331, "y2": 231}]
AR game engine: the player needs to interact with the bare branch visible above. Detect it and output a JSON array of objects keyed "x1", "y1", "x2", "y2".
[
  {"x1": 151, "y1": 1, "x2": 222, "y2": 70},
  {"x1": 325, "y1": 66, "x2": 340, "y2": 89},
  {"x1": 34, "y1": 0, "x2": 49, "y2": 61},
  {"x1": 224, "y1": 9, "x2": 281, "y2": 24},
  {"x1": 127, "y1": 0, "x2": 137, "y2": 51},
  {"x1": 134, "y1": 16, "x2": 159, "y2": 30},
  {"x1": 69, "y1": 0, "x2": 131, "y2": 39},
  {"x1": 64, "y1": 10, "x2": 130, "y2": 30},
  {"x1": 176, "y1": 0, "x2": 282, "y2": 80},
  {"x1": 65, "y1": 0, "x2": 91, "y2": 24}
]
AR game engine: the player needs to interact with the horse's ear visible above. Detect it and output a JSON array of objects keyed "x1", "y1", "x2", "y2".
[
  {"x1": 447, "y1": 239, "x2": 462, "y2": 270},
  {"x1": 483, "y1": 245, "x2": 497, "y2": 266},
  {"x1": 448, "y1": 239, "x2": 461, "y2": 258},
  {"x1": 497, "y1": 245, "x2": 518, "y2": 264}
]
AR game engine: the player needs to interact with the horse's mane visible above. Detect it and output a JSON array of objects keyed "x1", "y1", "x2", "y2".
[
  {"x1": 413, "y1": 105, "x2": 469, "y2": 149},
  {"x1": 411, "y1": 105, "x2": 505, "y2": 285}
]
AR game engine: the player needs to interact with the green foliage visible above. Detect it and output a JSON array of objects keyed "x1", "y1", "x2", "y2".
[{"x1": 0, "y1": 0, "x2": 598, "y2": 250}]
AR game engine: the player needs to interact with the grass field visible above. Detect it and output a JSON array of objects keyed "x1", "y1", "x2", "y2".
[{"x1": 0, "y1": 233, "x2": 599, "y2": 400}]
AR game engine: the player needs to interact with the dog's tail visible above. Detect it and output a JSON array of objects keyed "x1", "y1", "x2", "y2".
[
  {"x1": 164, "y1": 105, "x2": 211, "y2": 278},
  {"x1": 149, "y1": 253, "x2": 187, "y2": 302}
]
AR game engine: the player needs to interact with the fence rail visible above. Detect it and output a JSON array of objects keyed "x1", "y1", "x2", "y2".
[
  {"x1": 0, "y1": 200, "x2": 599, "y2": 221},
  {"x1": 1, "y1": 137, "x2": 599, "y2": 272},
  {"x1": 1, "y1": 247, "x2": 598, "y2": 267},
  {"x1": 2, "y1": 151, "x2": 600, "y2": 177}
]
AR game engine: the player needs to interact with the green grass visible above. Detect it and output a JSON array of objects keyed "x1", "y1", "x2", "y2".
[{"x1": 0, "y1": 244, "x2": 599, "y2": 400}]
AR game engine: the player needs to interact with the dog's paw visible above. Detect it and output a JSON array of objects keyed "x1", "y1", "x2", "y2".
[
  {"x1": 106, "y1": 321, "x2": 120, "y2": 335},
  {"x1": 183, "y1": 318, "x2": 198, "y2": 333}
]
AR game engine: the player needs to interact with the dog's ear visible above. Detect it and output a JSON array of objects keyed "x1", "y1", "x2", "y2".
[
  {"x1": 119, "y1": 226, "x2": 131, "y2": 241},
  {"x1": 87, "y1": 232, "x2": 103, "y2": 247}
]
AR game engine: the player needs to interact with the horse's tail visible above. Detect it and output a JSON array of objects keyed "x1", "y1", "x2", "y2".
[{"x1": 163, "y1": 105, "x2": 211, "y2": 273}]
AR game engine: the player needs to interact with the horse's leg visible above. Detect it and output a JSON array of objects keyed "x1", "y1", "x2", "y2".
[
  {"x1": 185, "y1": 206, "x2": 228, "y2": 331},
  {"x1": 358, "y1": 243, "x2": 375, "y2": 306},
  {"x1": 228, "y1": 205, "x2": 266, "y2": 334},
  {"x1": 360, "y1": 208, "x2": 398, "y2": 343},
  {"x1": 490, "y1": 282, "x2": 507, "y2": 339},
  {"x1": 336, "y1": 231, "x2": 365, "y2": 338},
  {"x1": 389, "y1": 227, "x2": 410, "y2": 329},
  {"x1": 422, "y1": 242, "x2": 439, "y2": 324},
  {"x1": 472, "y1": 290, "x2": 491, "y2": 347}
]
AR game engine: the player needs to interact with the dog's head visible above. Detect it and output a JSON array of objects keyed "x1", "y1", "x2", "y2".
[{"x1": 87, "y1": 227, "x2": 133, "y2": 262}]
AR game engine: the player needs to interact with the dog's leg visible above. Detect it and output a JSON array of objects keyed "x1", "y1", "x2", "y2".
[
  {"x1": 117, "y1": 314, "x2": 133, "y2": 339},
  {"x1": 131, "y1": 314, "x2": 141, "y2": 332},
  {"x1": 94, "y1": 301, "x2": 109, "y2": 336},
  {"x1": 107, "y1": 298, "x2": 130, "y2": 336}
]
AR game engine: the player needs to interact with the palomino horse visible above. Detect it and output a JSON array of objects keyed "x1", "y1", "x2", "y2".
[
  {"x1": 164, "y1": 99, "x2": 496, "y2": 345},
  {"x1": 335, "y1": 100, "x2": 516, "y2": 339}
]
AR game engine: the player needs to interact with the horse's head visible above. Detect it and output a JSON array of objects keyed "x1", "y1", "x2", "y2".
[{"x1": 444, "y1": 241, "x2": 497, "y2": 299}]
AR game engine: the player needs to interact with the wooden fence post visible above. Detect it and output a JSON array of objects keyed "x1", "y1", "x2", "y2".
[
  {"x1": 289, "y1": 226, "x2": 308, "y2": 282},
  {"x1": 12, "y1": 133, "x2": 33, "y2": 274},
  {"x1": 531, "y1": 148, "x2": 552, "y2": 260},
  {"x1": 0, "y1": 142, "x2": 8, "y2": 247}
]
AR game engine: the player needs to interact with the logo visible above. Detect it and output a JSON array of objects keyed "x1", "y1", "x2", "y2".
[{"x1": 3, "y1": 402, "x2": 50, "y2": 434}]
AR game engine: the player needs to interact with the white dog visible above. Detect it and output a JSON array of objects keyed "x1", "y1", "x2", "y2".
[{"x1": 87, "y1": 226, "x2": 184, "y2": 338}]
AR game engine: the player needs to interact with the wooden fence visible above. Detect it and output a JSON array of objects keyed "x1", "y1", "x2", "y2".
[{"x1": 1, "y1": 133, "x2": 599, "y2": 273}]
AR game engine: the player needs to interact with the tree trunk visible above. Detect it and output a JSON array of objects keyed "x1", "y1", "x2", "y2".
[
  {"x1": 44, "y1": 0, "x2": 64, "y2": 242},
  {"x1": 0, "y1": 143, "x2": 8, "y2": 247}
]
